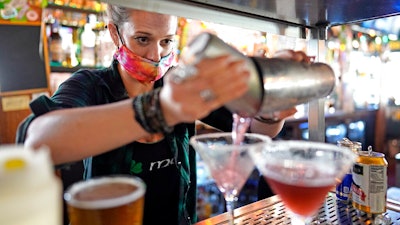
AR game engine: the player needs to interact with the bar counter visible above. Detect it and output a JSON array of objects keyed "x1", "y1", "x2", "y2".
[{"x1": 195, "y1": 191, "x2": 400, "y2": 225}]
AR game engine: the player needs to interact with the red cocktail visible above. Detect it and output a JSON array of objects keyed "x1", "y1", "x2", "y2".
[
  {"x1": 265, "y1": 176, "x2": 333, "y2": 217},
  {"x1": 250, "y1": 140, "x2": 356, "y2": 224}
]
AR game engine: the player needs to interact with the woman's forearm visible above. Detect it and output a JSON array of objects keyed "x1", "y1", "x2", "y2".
[{"x1": 24, "y1": 99, "x2": 148, "y2": 165}]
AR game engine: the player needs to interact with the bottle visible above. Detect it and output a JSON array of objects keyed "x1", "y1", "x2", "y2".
[
  {"x1": 0, "y1": 145, "x2": 62, "y2": 225},
  {"x1": 72, "y1": 27, "x2": 82, "y2": 65},
  {"x1": 80, "y1": 21, "x2": 96, "y2": 67},
  {"x1": 49, "y1": 20, "x2": 63, "y2": 65}
]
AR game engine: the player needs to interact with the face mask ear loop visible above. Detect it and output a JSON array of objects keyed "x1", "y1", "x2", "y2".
[{"x1": 115, "y1": 25, "x2": 125, "y2": 48}]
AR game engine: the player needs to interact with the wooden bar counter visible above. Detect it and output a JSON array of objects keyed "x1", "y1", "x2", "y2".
[{"x1": 195, "y1": 190, "x2": 400, "y2": 225}]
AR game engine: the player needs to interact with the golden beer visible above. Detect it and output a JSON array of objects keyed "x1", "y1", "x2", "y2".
[{"x1": 64, "y1": 176, "x2": 146, "y2": 225}]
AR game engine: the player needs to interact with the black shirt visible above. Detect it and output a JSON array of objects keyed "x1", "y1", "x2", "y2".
[{"x1": 131, "y1": 139, "x2": 180, "y2": 224}]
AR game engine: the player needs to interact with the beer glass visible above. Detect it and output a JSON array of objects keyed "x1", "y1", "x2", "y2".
[{"x1": 64, "y1": 175, "x2": 146, "y2": 225}]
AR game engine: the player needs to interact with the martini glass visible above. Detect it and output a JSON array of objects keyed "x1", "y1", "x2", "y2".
[
  {"x1": 190, "y1": 132, "x2": 271, "y2": 225},
  {"x1": 249, "y1": 140, "x2": 357, "y2": 225}
]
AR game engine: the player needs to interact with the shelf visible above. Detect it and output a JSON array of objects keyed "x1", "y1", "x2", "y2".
[
  {"x1": 46, "y1": 3, "x2": 104, "y2": 15},
  {"x1": 50, "y1": 65, "x2": 101, "y2": 73},
  {"x1": 104, "y1": 0, "x2": 400, "y2": 36}
]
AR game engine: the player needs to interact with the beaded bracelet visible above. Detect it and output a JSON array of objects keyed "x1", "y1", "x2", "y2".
[{"x1": 132, "y1": 88, "x2": 174, "y2": 134}]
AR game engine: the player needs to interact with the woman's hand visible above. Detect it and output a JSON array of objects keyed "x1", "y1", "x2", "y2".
[
  {"x1": 273, "y1": 49, "x2": 314, "y2": 63},
  {"x1": 160, "y1": 54, "x2": 251, "y2": 126}
]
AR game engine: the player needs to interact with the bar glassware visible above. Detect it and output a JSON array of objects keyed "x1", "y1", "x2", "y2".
[
  {"x1": 190, "y1": 132, "x2": 271, "y2": 225},
  {"x1": 250, "y1": 140, "x2": 357, "y2": 225}
]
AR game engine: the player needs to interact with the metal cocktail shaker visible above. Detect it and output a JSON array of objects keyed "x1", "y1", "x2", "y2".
[
  {"x1": 180, "y1": 32, "x2": 335, "y2": 117},
  {"x1": 179, "y1": 32, "x2": 263, "y2": 117},
  {"x1": 251, "y1": 57, "x2": 335, "y2": 114}
]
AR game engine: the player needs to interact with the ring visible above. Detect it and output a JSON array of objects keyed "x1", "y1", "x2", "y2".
[
  {"x1": 170, "y1": 64, "x2": 198, "y2": 84},
  {"x1": 199, "y1": 89, "x2": 216, "y2": 102}
]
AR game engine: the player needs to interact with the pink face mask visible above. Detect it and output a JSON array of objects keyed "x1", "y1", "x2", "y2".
[{"x1": 114, "y1": 45, "x2": 176, "y2": 83}]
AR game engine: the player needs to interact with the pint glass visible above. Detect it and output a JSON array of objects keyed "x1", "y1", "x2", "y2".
[{"x1": 64, "y1": 176, "x2": 146, "y2": 225}]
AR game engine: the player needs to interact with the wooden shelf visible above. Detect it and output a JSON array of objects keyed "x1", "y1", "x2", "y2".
[
  {"x1": 46, "y1": 3, "x2": 104, "y2": 15},
  {"x1": 50, "y1": 65, "x2": 101, "y2": 73}
]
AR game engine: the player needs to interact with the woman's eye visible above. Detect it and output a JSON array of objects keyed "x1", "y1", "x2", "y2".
[
  {"x1": 134, "y1": 37, "x2": 149, "y2": 45},
  {"x1": 161, "y1": 39, "x2": 174, "y2": 46}
]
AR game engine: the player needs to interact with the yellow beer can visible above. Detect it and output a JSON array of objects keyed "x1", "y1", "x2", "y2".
[{"x1": 351, "y1": 150, "x2": 388, "y2": 214}]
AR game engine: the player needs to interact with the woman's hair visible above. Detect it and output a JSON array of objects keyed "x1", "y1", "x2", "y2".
[{"x1": 106, "y1": 4, "x2": 131, "y2": 27}]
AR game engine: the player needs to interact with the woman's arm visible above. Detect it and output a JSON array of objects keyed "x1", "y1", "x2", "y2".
[
  {"x1": 25, "y1": 55, "x2": 250, "y2": 165},
  {"x1": 25, "y1": 99, "x2": 147, "y2": 164}
]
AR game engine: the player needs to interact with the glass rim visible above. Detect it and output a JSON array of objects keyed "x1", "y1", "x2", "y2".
[
  {"x1": 273, "y1": 139, "x2": 357, "y2": 152},
  {"x1": 255, "y1": 139, "x2": 358, "y2": 163},
  {"x1": 64, "y1": 175, "x2": 146, "y2": 210},
  {"x1": 190, "y1": 132, "x2": 272, "y2": 149}
]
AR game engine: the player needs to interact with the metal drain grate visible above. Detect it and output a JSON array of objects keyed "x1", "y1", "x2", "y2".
[{"x1": 196, "y1": 193, "x2": 400, "y2": 225}]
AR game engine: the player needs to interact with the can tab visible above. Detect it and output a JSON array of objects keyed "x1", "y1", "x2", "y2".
[{"x1": 367, "y1": 146, "x2": 373, "y2": 156}]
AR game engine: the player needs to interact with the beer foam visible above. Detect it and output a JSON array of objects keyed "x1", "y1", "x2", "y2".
[{"x1": 64, "y1": 176, "x2": 146, "y2": 209}]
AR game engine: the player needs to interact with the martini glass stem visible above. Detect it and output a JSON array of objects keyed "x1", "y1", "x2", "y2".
[
  {"x1": 225, "y1": 196, "x2": 237, "y2": 225},
  {"x1": 290, "y1": 212, "x2": 313, "y2": 225}
]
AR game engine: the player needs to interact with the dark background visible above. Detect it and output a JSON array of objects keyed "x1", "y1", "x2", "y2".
[{"x1": 0, "y1": 24, "x2": 48, "y2": 93}]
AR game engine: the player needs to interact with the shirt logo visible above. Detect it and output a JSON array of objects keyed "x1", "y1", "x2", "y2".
[
  {"x1": 149, "y1": 157, "x2": 175, "y2": 171},
  {"x1": 130, "y1": 157, "x2": 175, "y2": 175},
  {"x1": 130, "y1": 160, "x2": 143, "y2": 174}
]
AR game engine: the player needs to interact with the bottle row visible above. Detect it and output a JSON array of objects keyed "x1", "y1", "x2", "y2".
[
  {"x1": 46, "y1": 0, "x2": 107, "y2": 13},
  {"x1": 44, "y1": 7, "x2": 106, "y2": 29},
  {"x1": 47, "y1": 16, "x2": 114, "y2": 69}
]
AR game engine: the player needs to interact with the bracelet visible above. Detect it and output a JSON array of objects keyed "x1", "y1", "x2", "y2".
[
  {"x1": 132, "y1": 88, "x2": 174, "y2": 134},
  {"x1": 253, "y1": 116, "x2": 282, "y2": 124}
]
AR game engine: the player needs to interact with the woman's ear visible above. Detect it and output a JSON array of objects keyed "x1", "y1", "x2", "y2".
[{"x1": 107, "y1": 23, "x2": 120, "y2": 48}]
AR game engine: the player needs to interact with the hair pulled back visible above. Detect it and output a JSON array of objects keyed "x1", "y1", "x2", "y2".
[{"x1": 106, "y1": 4, "x2": 131, "y2": 27}]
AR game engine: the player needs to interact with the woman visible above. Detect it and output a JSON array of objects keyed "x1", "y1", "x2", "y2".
[{"x1": 17, "y1": 5, "x2": 303, "y2": 225}]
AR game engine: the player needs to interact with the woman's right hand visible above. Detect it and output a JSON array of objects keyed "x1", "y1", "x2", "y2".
[{"x1": 160, "y1": 54, "x2": 251, "y2": 126}]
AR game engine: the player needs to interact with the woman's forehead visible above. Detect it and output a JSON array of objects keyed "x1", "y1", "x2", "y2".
[{"x1": 123, "y1": 9, "x2": 178, "y2": 36}]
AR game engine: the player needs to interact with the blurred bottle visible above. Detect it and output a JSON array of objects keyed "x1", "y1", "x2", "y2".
[
  {"x1": 72, "y1": 27, "x2": 82, "y2": 66},
  {"x1": 62, "y1": 31, "x2": 78, "y2": 68},
  {"x1": 53, "y1": 0, "x2": 64, "y2": 6},
  {"x1": 95, "y1": 29, "x2": 114, "y2": 67},
  {"x1": 80, "y1": 16, "x2": 96, "y2": 67},
  {"x1": 69, "y1": 0, "x2": 83, "y2": 8},
  {"x1": 49, "y1": 20, "x2": 64, "y2": 65},
  {"x1": 0, "y1": 145, "x2": 62, "y2": 225}
]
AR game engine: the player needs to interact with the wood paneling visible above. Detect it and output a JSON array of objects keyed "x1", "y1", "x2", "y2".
[{"x1": 0, "y1": 96, "x2": 32, "y2": 144}]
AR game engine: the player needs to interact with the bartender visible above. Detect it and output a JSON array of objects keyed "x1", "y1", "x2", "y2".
[{"x1": 16, "y1": 5, "x2": 307, "y2": 225}]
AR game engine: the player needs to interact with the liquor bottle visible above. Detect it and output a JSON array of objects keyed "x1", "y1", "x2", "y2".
[
  {"x1": 80, "y1": 20, "x2": 96, "y2": 67},
  {"x1": 49, "y1": 20, "x2": 64, "y2": 65}
]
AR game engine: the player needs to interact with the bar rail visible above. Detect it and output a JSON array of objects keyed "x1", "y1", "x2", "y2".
[{"x1": 195, "y1": 192, "x2": 400, "y2": 225}]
